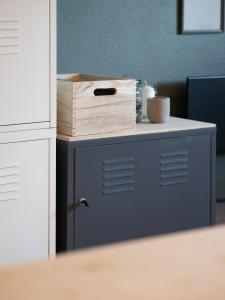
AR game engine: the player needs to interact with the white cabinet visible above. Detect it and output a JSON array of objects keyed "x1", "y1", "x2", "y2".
[
  {"x1": 0, "y1": 139, "x2": 49, "y2": 266},
  {"x1": 0, "y1": 0, "x2": 56, "y2": 266},
  {"x1": 0, "y1": 0, "x2": 55, "y2": 127},
  {"x1": 0, "y1": 129, "x2": 56, "y2": 266}
]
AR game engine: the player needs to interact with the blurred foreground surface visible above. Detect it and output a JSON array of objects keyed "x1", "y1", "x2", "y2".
[{"x1": 0, "y1": 226, "x2": 225, "y2": 300}]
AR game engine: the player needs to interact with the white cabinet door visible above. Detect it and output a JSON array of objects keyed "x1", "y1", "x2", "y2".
[
  {"x1": 0, "y1": 139, "x2": 49, "y2": 266},
  {"x1": 0, "y1": 0, "x2": 49, "y2": 125}
]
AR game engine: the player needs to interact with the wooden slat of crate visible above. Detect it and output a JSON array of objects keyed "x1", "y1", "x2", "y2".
[
  {"x1": 57, "y1": 80, "x2": 74, "y2": 136},
  {"x1": 75, "y1": 101, "x2": 135, "y2": 136},
  {"x1": 74, "y1": 80, "x2": 135, "y2": 109}
]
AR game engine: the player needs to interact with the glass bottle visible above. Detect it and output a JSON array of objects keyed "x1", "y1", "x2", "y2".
[{"x1": 136, "y1": 79, "x2": 143, "y2": 123}]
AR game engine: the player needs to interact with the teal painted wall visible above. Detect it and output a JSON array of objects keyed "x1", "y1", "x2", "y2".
[{"x1": 57, "y1": 0, "x2": 225, "y2": 116}]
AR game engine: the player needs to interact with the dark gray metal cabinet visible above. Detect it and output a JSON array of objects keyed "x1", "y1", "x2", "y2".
[{"x1": 56, "y1": 128, "x2": 216, "y2": 252}]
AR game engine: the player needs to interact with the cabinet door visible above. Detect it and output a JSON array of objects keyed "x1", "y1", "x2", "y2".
[
  {"x1": 74, "y1": 134, "x2": 211, "y2": 249},
  {"x1": 0, "y1": 139, "x2": 49, "y2": 267},
  {"x1": 0, "y1": 0, "x2": 49, "y2": 125}
]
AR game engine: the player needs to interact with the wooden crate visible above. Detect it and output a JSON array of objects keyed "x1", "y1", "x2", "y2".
[{"x1": 57, "y1": 74, "x2": 136, "y2": 137}]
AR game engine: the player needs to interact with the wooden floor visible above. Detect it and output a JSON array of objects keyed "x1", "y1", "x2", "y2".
[{"x1": 216, "y1": 202, "x2": 225, "y2": 224}]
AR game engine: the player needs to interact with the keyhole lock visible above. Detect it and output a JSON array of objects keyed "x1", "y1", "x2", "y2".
[{"x1": 75, "y1": 197, "x2": 89, "y2": 209}]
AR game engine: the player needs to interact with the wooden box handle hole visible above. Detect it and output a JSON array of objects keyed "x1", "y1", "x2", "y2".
[{"x1": 94, "y1": 88, "x2": 117, "y2": 96}]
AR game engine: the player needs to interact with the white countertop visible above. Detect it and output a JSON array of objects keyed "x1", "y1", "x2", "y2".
[{"x1": 57, "y1": 117, "x2": 216, "y2": 142}]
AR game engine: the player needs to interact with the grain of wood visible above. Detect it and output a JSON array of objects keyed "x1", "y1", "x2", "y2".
[
  {"x1": 57, "y1": 117, "x2": 216, "y2": 142},
  {"x1": 57, "y1": 80, "x2": 74, "y2": 136},
  {"x1": 0, "y1": 226, "x2": 225, "y2": 300},
  {"x1": 57, "y1": 74, "x2": 136, "y2": 137}
]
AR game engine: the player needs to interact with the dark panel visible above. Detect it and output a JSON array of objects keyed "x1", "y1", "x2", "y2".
[
  {"x1": 187, "y1": 76, "x2": 225, "y2": 152},
  {"x1": 211, "y1": 133, "x2": 217, "y2": 225},
  {"x1": 56, "y1": 140, "x2": 68, "y2": 252},
  {"x1": 56, "y1": 140, "x2": 74, "y2": 252},
  {"x1": 74, "y1": 135, "x2": 211, "y2": 249}
]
